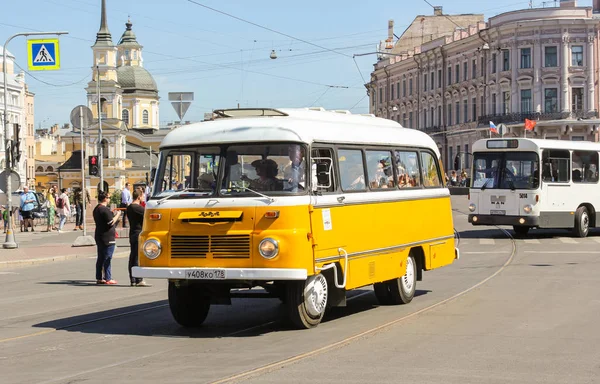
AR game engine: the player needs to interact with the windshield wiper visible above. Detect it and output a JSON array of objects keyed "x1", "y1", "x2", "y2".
[
  {"x1": 480, "y1": 178, "x2": 491, "y2": 191},
  {"x1": 156, "y1": 188, "x2": 208, "y2": 205},
  {"x1": 502, "y1": 169, "x2": 516, "y2": 191},
  {"x1": 221, "y1": 186, "x2": 275, "y2": 203}
]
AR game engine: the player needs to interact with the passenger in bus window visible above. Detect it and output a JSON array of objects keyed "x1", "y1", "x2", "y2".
[
  {"x1": 242, "y1": 159, "x2": 282, "y2": 191},
  {"x1": 283, "y1": 144, "x2": 305, "y2": 192}
]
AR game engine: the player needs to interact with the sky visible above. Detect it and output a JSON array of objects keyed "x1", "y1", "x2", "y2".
[{"x1": 1, "y1": 0, "x2": 594, "y2": 129}]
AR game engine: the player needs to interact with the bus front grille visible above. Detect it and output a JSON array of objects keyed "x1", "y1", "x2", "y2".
[{"x1": 171, "y1": 235, "x2": 251, "y2": 258}]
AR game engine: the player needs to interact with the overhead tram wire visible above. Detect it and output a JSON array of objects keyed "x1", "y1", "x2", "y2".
[{"x1": 13, "y1": 62, "x2": 92, "y2": 87}]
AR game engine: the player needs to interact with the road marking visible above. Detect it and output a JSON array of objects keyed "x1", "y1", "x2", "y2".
[
  {"x1": 558, "y1": 237, "x2": 578, "y2": 244},
  {"x1": 461, "y1": 251, "x2": 508, "y2": 254},
  {"x1": 479, "y1": 239, "x2": 495, "y2": 245},
  {"x1": 525, "y1": 251, "x2": 600, "y2": 254},
  {"x1": 523, "y1": 239, "x2": 540, "y2": 244}
]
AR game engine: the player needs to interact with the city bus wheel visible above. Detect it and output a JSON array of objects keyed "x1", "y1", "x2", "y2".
[
  {"x1": 286, "y1": 274, "x2": 328, "y2": 329},
  {"x1": 168, "y1": 282, "x2": 211, "y2": 327},
  {"x1": 513, "y1": 225, "x2": 530, "y2": 236},
  {"x1": 387, "y1": 255, "x2": 417, "y2": 305},
  {"x1": 573, "y1": 206, "x2": 590, "y2": 238}
]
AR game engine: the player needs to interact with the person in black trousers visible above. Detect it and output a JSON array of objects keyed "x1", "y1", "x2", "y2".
[{"x1": 126, "y1": 188, "x2": 150, "y2": 287}]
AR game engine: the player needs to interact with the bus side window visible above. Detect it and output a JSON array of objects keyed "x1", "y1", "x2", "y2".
[
  {"x1": 542, "y1": 149, "x2": 569, "y2": 182},
  {"x1": 311, "y1": 148, "x2": 336, "y2": 192},
  {"x1": 338, "y1": 149, "x2": 366, "y2": 191},
  {"x1": 420, "y1": 151, "x2": 442, "y2": 187},
  {"x1": 572, "y1": 150, "x2": 599, "y2": 183}
]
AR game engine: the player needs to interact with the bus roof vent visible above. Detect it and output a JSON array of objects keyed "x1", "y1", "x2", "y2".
[
  {"x1": 307, "y1": 107, "x2": 326, "y2": 112},
  {"x1": 213, "y1": 108, "x2": 288, "y2": 118},
  {"x1": 359, "y1": 113, "x2": 376, "y2": 117},
  {"x1": 332, "y1": 110, "x2": 352, "y2": 114}
]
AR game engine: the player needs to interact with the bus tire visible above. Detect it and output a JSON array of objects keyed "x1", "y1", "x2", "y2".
[
  {"x1": 286, "y1": 274, "x2": 328, "y2": 329},
  {"x1": 573, "y1": 206, "x2": 590, "y2": 238},
  {"x1": 389, "y1": 255, "x2": 417, "y2": 304},
  {"x1": 168, "y1": 282, "x2": 211, "y2": 327},
  {"x1": 513, "y1": 225, "x2": 530, "y2": 236}
]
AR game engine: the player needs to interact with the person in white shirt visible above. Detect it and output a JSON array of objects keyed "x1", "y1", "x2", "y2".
[
  {"x1": 57, "y1": 188, "x2": 71, "y2": 232},
  {"x1": 283, "y1": 144, "x2": 305, "y2": 192}
]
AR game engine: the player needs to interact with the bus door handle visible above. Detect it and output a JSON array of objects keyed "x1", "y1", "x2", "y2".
[{"x1": 337, "y1": 196, "x2": 345, "y2": 203}]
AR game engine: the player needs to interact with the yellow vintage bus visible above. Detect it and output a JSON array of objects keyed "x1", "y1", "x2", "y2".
[{"x1": 133, "y1": 108, "x2": 459, "y2": 329}]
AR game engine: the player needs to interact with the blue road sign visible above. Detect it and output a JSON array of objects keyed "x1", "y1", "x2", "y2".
[{"x1": 27, "y1": 39, "x2": 60, "y2": 71}]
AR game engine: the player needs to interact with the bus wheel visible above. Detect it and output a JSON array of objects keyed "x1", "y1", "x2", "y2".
[
  {"x1": 286, "y1": 274, "x2": 328, "y2": 329},
  {"x1": 375, "y1": 255, "x2": 417, "y2": 305},
  {"x1": 168, "y1": 282, "x2": 211, "y2": 327},
  {"x1": 513, "y1": 225, "x2": 530, "y2": 236},
  {"x1": 573, "y1": 206, "x2": 590, "y2": 238}
]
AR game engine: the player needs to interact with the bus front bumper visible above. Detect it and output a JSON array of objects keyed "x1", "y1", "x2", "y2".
[
  {"x1": 132, "y1": 267, "x2": 308, "y2": 281},
  {"x1": 468, "y1": 214, "x2": 539, "y2": 227}
]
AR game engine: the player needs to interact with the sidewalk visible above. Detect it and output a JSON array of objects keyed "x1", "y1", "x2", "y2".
[{"x1": 0, "y1": 220, "x2": 131, "y2": 269}]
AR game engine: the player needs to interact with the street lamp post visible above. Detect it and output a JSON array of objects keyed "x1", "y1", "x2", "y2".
[
  {"x1": 3, "y1": 31, "x2": 67, "y2": 249},
  {"x1": 96, "y1": 64, "x2": 104, "y2": 192}
]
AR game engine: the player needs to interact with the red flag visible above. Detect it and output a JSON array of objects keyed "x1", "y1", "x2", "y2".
[{"x1": 524, "y1": 118, "x2": 537, "y2": 131}]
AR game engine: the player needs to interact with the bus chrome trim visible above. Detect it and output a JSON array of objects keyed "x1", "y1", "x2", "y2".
[
  {"x1": 313, "y1": 193, "x2": 450, "y2": 208},
  {"x1": 314, "y1": 234, "x2": 454, "y2": 264},
  {"x1": 132, "y1": 267, "x2": 308, "y2": 281}
]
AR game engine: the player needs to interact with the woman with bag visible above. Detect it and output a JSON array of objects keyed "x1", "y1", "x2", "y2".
[
  {"x1": 56, "y1": 188, "x2": 71, "y2": 232},
  {"x1": 45, "y1": 187, "x2": 57, "y2": 232}
]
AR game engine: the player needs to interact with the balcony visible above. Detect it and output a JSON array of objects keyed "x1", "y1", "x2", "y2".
[
  {"x1": 477, "y1": 110, "x2": 599, "y2": 125},
  {"x1": 423, "y1": 125, "x2": 442, "y2": 134}
]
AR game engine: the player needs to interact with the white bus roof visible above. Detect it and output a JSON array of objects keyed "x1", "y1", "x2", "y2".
[
  {"x1": 160, "y1": 108, "x2": 440, "y2": 155},
  {"x1": 472, "y1": 138, "x2": 600, "y2": 152}
]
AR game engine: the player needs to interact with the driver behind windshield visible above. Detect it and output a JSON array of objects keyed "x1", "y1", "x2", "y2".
[{"x1": 242, "y1": 159, "x2": 283, "y2": 191}]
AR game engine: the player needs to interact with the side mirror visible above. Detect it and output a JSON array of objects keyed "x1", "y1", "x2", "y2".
[{"x1": 316, "y1": 162, "x2": 331, "y2": 186}]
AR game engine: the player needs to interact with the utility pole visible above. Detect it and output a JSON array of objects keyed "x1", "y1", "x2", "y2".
[
  {"x1": 96, "y1": 64, "x2": 104, "y2": 192},
  {"x1": 3, "y1": 30, "x2": 67, "y2": 249}
]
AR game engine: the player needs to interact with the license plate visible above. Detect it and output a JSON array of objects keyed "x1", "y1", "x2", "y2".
[
  {"x1": 186, "y1": 269, "x2": 226, "y2": 280},
  {"x1": 490, "y1": 210, "x2": 506, "y2": 215}
]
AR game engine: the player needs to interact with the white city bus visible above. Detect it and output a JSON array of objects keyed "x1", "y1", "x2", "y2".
[{"x1": 468, "y1": 138, "x2": 600, "y2": 237}]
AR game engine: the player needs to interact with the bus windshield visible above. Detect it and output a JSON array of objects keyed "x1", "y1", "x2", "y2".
[
  {"x1": 152, "y1": 143, "x2": 308, "y2": 199},
  {"x1": 472, "y1": 152, "x2": 539, "y2": 190}
]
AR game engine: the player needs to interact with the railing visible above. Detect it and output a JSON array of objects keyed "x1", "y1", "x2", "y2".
[
  {"x1": 423, "y1": 125, "x2": 442, "y2": 133},
  {"x1": 478, "y1": 110, "x2": 599, "y2": 125}
]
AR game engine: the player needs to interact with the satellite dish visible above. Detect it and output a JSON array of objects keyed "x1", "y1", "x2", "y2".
[{"x1": 70, "y1": 105, "x2": 94, "y2": 130}]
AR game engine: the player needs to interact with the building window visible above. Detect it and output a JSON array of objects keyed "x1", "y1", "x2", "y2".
[
  {"x1": 409, "y1": 78, "x2": 413, "y2": 96},
  {"x1": 520, "y1": 48, "x2": 531, "y2": 69},
  {"x1": 403, "y1": 79, "x2": 406, "y2": 97},
  {"x1": 502, "y1": 91, "x2": 510, "y2": 114},
  {"x1": 409, "y1": 111, "x2": 413, "y2": 127},
  {"x1": 423, "y1": 108, "x2": 427, "y2": 128},
  {"x1": 544, "y1": 88, "x2": 558, "y2": 113},
  {"x1": 397, "y1": 82, "x2": 400, "y2": 99},
  {"x1": 430, "y1": 71, "x2": 434, "y2": 91},
  {"x1": 455, "y1": 101, "x2": 460, "y2": 125},
  {"x1": 502, "y1": 50, "x2": 510, "y2": 71},
  {"x1": 572, "y1": 46, "x2": 583, "y2": 67},
  {"x1": 430, "y1": 107, "x2": 435, "y2": 127},
  {"x1": 372, "y1": 93, "x2": 375, "y2": 106},
  {"x1": 449, "y1": 146, "x2": 453, "y2": 168},
  {"x1": 492, "y1": 93, "x2": 497, "y2": 115},
  {"x1": 121, "y1": 109, "x2": 129, "y2": 125},
  {"x1": 572, "y1": 88, "x2": 583, "y2": 112},
  {"x1": 423, "y1": 73, "x2": 428, "y2": 92},
  {"x1": 142, "y1": 110, "x2": 149, "y2": 124},
  {"x1": 463, "y1": 102, "x2": 468, "y2": 123},
  {"x1": 447, "y1": 67, "x2": 452, "y2": 85},
  {"x1": 447, "y1": 103, "x2": 452, "y2": 126},
  {"x1": 463, "y1": 62, "x2": 468, "y2": 81},
  {"x1": 438, "y1": 106, "x2": 442, "y2": 126},
  {"x1": 379, "y1": 88, "x2": 383, "y2": 104},
  {"x1": 402, "y1": 113, "x2": 406, "y2": 126},
  {"x1": 101, "y1": 139, "x2": 109, "y2": 159},
  {"x1": 455, "y1": 64, "x2": 460, "y2": 83},
  {"x1": 472, "y1": 97, "x2": 477, "y2": 122},
  {"x1": 391, "y1": 83, "x2": 395, "y2": 100},
  {"x1": 472, "y1": 59, "x2": 477, "y2": 79},
  {"x1": 437, "y1": 69, "x2": 442, "y2": 89},
  {"x1": 544, "y1": 46, "x2": 557, "y2": 67},
  {"x1": 521, "y1": 89, "x2": 532, "y2": 113},
  {"x1": 480, "y1": 95, "x2": 485, "y2": 116},
  {"x1": 492, "y1": 53, "x2": 497, "y2": 73}
]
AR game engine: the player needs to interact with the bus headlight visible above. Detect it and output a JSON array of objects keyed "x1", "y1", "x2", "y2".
[
  {"x1": 523, "y1": 204, "x2": 533, "y2": 214},
  {"x1": 469, "y1": 203, "x2": 476, "y2": 212},
  {"x1": 143, "y1": 239, "x2": 162, "y2": 259},
  {"x1": 259, "y1": 238, "x2": 279, "y2": 259}
]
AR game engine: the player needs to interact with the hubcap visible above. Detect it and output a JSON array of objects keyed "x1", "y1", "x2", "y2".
[
  {"x1": 304, "y1": 274, "x2": 328, "y2": 318},
  {"x1": 582, "y1": 212, "x2": 589, "y2": 232},
  {"x1": 401, "y1": 257, "x2": 415, "y2": 293}
]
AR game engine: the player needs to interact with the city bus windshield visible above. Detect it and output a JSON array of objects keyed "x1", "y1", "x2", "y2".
[
  {"x1": 472, "y1": 152, "x2": 539, "y2": 190},
  {"x1": 152, "y1": 143, "x2": 308, "y2": 199}
]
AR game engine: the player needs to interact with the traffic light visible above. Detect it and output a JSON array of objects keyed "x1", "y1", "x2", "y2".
[{"x1": 89, "y1": 155, "x2": 99, "y2": 176}]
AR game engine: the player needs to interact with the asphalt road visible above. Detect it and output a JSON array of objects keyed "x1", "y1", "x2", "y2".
[{"x1": 1, "y1": 196, "x2": 599, "y2": 383}]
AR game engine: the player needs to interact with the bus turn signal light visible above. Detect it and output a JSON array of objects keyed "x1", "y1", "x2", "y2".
[
  {"x1": 149, "y1": 213, "x2": 162, "y2": 220},
  {"x1": 264, "y1": 211, "x2": 280, "y2": 219}
]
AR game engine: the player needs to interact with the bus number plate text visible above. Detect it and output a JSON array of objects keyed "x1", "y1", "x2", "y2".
[
  {"x1": 490, "y1": 210, "x2": 506, "y2": 215},
  {"x1": 186, "y1": 269, "x2": 226, "y2": 280}
]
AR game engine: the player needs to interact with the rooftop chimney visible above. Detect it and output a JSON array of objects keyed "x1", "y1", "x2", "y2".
[
  {"x1": 388, "y1": 20, "x2": 394, "y2": 41},
  {"x1": 434, "y1": 6, "x2": 443, "y2": 16},
  {"x1": 559, "y1": 0, "x2": 577, "y2": 7}
]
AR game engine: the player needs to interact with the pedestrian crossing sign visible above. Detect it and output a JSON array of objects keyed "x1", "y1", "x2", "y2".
[{"x1": 27, "y1": 39, "x2": 60, "y2": 71}]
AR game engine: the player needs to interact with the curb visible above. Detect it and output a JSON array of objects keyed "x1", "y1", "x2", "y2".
[{"x1": 0, "y1": 250, "x2": 130, "y2": 270}]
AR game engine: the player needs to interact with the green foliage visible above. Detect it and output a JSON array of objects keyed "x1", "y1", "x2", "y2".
[{"x1": 110, "y1": 190, "x2": 122, "y2": 206}]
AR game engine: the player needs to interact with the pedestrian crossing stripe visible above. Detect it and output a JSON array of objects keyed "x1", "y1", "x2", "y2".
[{"x1": 27, "y1": 39, "x2": 60, "y2": 71}]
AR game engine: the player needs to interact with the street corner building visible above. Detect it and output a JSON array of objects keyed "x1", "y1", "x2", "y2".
[{"x1": 368, "y1": 1, "x2": 600, "y2": 173}]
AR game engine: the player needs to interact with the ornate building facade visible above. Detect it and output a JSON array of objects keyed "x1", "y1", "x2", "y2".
[{"x1": 369, "y1": 2, "x2": 600, "y2": 170}]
